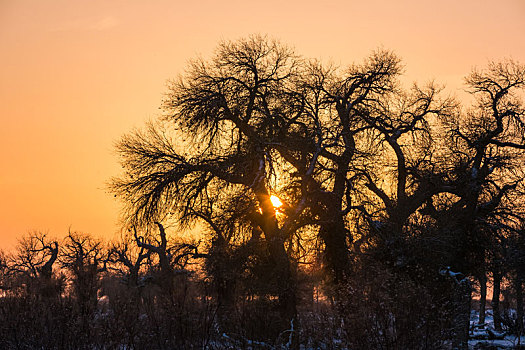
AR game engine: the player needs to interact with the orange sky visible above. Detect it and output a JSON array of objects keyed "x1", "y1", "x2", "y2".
[{"x1": 1, "y1": 0, "x2": 524, "y2": 250}]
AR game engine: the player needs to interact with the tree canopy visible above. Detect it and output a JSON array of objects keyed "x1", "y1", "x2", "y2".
[{"x1": 108, "y1": 35, "x2": 525, "y2": 348}]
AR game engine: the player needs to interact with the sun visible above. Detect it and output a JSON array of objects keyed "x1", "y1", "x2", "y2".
[{"x1": 270, "y1": 195, "x2": 283, "y2": 208}]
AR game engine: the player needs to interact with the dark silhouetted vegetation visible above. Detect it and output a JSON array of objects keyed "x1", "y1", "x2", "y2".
[{"x1": 1, "y1": 36, "x2": 524, "y2": 349}]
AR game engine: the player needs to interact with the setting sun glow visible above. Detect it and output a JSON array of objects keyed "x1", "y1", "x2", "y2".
[
  {"x1": 0, "y1": 0, "x2": 524, "y2": 251},
  {"x1": 270, "y1": 195, "x2": 283, "y2": 208}
]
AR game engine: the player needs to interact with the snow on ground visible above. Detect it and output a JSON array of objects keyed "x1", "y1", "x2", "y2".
[
  {"x1": 468, "y1": 309, "x2": 525, "y2": 349},
  {"x1": 469, "y1": 337, "x2": 525, "y2": 349}
]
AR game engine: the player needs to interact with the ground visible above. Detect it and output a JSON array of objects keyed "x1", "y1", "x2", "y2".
[{"x1": 468, "y1": 309, "x2": 525, "y2": 349}]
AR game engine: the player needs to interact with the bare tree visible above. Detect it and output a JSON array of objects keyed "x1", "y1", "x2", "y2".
[
  {"x1": 111, "y1": 36, "x2": 310, "y2": 339},
  {"x1": 110, "y1": 35, "x2": 525, "y2": 347},
  {"x1": 130, "y1": 222, "x2": 203, "y2": 295},
  {"x1": 60, "y1": 231, "x2": 107, "y2": 316},
  {"x1": 7, "y1": 232, "x2": 62, "y2": 298},
  {"x1": 417, "y1": 59, "x2": 525, "y2": 348},
  {"x1": 108, "y1": 233, "x2": 151, "y2": 288}
]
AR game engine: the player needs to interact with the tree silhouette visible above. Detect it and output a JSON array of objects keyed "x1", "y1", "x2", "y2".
[
  {"x1": 109, "y1": 36, "x2": 525, "y2": 348},
  {"x1": 112, "y1": 36, "x2": 308, "y2": 338},
  {"x1": 7, "y1": 232, "x2": 63, "y2": 299}
]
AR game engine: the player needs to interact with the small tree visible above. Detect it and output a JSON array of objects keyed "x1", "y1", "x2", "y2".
[
  {"x1": 60, "y1": 232, "x2": 107, "y2": 316},
  {"x1": 8, "y1": 232, "x2": 62, "y2": 299}
]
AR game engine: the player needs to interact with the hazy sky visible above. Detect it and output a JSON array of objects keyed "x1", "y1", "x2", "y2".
[{"x1": 1, "y1": 0, "x2": 524, "y2": 250}]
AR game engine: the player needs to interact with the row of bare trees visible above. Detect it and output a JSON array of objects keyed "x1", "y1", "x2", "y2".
[{"x1": 0, "y1": 226, "x2": 216, "y2": 348}]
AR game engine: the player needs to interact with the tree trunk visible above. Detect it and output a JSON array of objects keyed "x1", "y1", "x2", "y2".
[
  {"x1": 492, "y1": 270, "x2": 502, "y2": 332},
  {"x1": 216, "y1": 277, "x2": 236, "y2": 326},
  {"x1": 319, "y1": 217, "x2": 349, "y2": 284},
  {"x1": 516, "y1": 272, "x2": 523, "y2": 336},
  {"x1": 210, "y1": 239, "x2": 237, "y2": 331},
  {"x1": 264, "y1": 235, "x2": 297, "y2": 348},
  {"x1": 451, "y1": 278, "x2": 471, "y2": 350},
  {"x1": 268, "y1": 236, "x2": 297, "y2": 322},
  {"x1": 255, "y1": 186, "x2": 298, "y2": 347},
  {"x1": 479, "y1": 273, "x2": 487, "y2": 325}
]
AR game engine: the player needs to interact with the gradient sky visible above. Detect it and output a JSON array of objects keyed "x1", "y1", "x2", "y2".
[{"x1": 1, "y1": 0, "x2": 524, "y2": 250}]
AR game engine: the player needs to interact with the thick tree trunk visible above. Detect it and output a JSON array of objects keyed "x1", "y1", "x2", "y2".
[
  {"x1": 210, "y1": 239, "x2": 237, "y2": 331},
  {"x1": 479, "y1": 273, "x2": 487, "y2": 325},
  {"x1": 266, "y1": 235, "x2": 298, "y2": 348},
  {"x1": 451, "y1": 278, "x2": 471, "y2": 350},
  {"x1": 216, "y1": 276, "x2": 236, "y2": 330},
  {"x1": 256, "y1": 187, "x2": 298, "y2": 347},
  {"x1": 268, "y1": 236, "x2": 297, "y2": 321},
  {"x1": 492, "y1": 271, "x2": 502, "y2": 332},
  {"x1": 319, "y1": 217, "x2": 349, "y2": 285}
]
